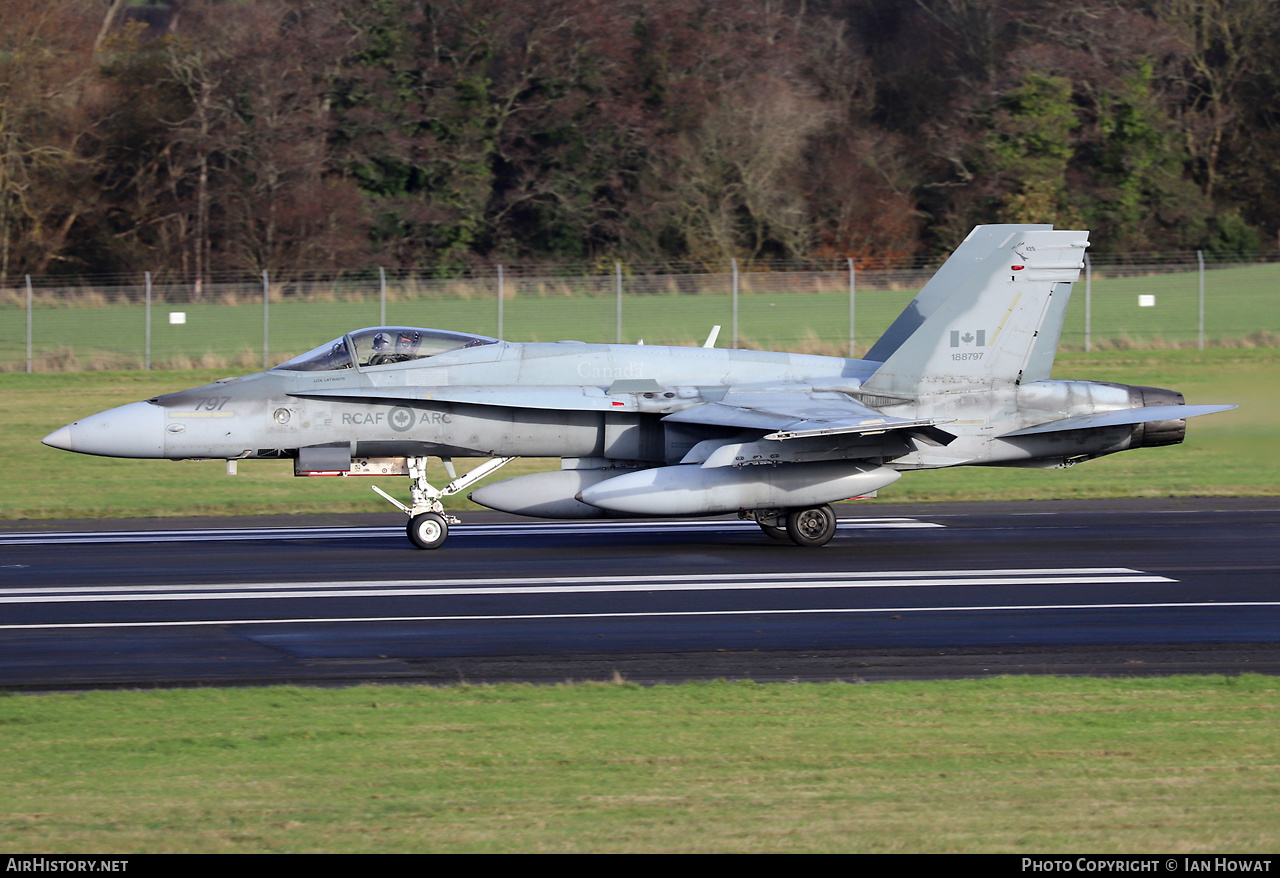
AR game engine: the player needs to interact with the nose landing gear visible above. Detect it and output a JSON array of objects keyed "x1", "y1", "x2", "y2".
[{"x1": 374, "y1": 456, "x2": 514, "y2": 549}]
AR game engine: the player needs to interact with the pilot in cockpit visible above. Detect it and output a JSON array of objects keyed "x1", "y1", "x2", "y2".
[{"x1": 368, "y1": 331, "x2": 396, "y2": 365}]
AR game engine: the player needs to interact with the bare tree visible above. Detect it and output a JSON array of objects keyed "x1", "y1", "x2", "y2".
[
  {"x1": 1158, "y1": 0, "x2": 1275, "y2": 199},
  {"x1": 0, "y1": 1, "x2": 101, "y2": 278},
  {"x1": 161, "y1": 0, "x2": 364, "y2": 282}
]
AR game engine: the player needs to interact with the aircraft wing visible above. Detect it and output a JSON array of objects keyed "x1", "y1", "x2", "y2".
[
  {"x1": 294, "y1": 380, "x2": 962, "y2": 441},
  {"x1": 663, "y1": 392, "x2": 956, "y2": 444},
  {"x1": 997, "y1": 404, "x2": 1237, "y2": 437},
  {"x1": 291, "y1": 384, "x2": 957, "y2": 442}
]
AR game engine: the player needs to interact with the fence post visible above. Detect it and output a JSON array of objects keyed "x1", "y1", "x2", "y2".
[
  {"x1": 615, "y1": 262, "x2": 622, "y2": 344},
  {"x1": 1084, "y1": 253, "x2": 1092, "y2": 353},
  {"x1": 731, "y1": 258, "x2": 739, "y2": 349},
  {"x1": 848, "y1": 257, "x2": 856, "y2": 358},
  {"x1": 379, "y1": 267, "x2": 386, "y2": 326},
  {"x1": 25, "y1": 275, "x2": 32, "y2": 373},
  {"x1": 1197, "y1": 250, "x2": 1205, "y2": 351},
  {"x1": 497, "y1": 265, "x2": 504, "y2": 339},
  {"x1": 145, "y1": 271, "x2": 152, "y2": 370},
  {"x1": 262, "y1": 270, "x2": 269, "y2": 369}
]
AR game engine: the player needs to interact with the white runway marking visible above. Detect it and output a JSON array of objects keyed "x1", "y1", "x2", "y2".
[
  {"x1": 0, "y1": 568, "x2": 1170, "y2": 605},
  {"x1": 0, "y1": 517, "x2": 941, "y2": 547},
  {"x1": 4, "y1": 566, "x2": 1258, "y2": 632}
]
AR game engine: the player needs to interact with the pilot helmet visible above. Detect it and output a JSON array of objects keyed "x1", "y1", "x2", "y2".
[{"x1": 372, "y1": 332, "x2": 390, "y2": 350}]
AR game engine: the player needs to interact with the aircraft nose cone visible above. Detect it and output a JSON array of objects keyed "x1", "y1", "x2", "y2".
[
  {"x1": 41, "y1": 424, "x2": 74, "y2": 451},
  {"x1": 42, "y1": 401, "x2": 166, "y2": 458}
]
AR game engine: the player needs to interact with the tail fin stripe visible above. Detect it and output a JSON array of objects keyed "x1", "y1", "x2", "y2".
[{"x1": 989, "y1": 292, "x2": 1022, "y2": 345}]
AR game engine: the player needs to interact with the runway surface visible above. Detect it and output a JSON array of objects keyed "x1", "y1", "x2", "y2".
[{"x1": 2, "y1": 497, "x2": 1279, "y2": 689}]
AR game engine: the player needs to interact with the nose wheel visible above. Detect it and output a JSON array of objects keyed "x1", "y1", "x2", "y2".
[
  {"x1": 408, "y1": 512, "x2": 448, "y2": 550},
  {"x1": 374, "y1": 455, "x2": 514, "y2": 549}
]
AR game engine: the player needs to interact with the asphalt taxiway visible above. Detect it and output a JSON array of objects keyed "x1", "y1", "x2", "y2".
[{"x1": 2, "y1": 497, "x2": 1278, "y2": 689}]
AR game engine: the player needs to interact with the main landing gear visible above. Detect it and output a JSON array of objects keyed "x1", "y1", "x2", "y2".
[
  {"x1": 373, "y1": 456, "x2": 513, "y2": 549},
  {"x1": 740, "y1": 504, "x2": 838, "y2": 547}
]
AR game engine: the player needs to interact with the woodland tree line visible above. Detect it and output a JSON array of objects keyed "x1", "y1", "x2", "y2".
[{"x1": 4, "y1": 0, "x2": 1280, "y2": 284}]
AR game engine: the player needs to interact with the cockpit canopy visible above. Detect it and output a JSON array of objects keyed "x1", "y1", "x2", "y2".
[{"x1": 275, "y1": 326, "x2": 500, "y2": 372}]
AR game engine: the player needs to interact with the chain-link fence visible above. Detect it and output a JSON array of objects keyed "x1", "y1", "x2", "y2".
[{"x1": 3, "y1": 252, "x2": 1278, "y2": 372}]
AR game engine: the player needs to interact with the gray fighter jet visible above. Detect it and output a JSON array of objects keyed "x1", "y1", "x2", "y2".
[{"x1": 43, "y1": 225, "x2": 1234, "y2": 548}]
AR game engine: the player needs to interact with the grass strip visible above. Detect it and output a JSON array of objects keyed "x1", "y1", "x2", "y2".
[{"x1": 1, "y1": 676, "x2": 1277, "y2": 853}]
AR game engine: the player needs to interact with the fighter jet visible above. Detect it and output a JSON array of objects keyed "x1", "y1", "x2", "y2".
[{"x1": 42, "y1": 225, "x2": 1234, "y2": 549}]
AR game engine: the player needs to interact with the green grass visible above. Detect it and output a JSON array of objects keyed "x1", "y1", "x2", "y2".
[
  {"x1": 1061, "y1": 262, "x2": 1280, "y2": 348},
  {"x1": 1, "y1": 676, "x2": 1276, "y2": 852},
  {"x1": 2, "y1": 348, "x2": 1274, "y2": 520}
]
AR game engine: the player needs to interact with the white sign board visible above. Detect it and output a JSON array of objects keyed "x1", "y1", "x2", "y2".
[
  {"x1": 1138, "y1": 295, "x2": 1155, "y2": 307},
  {"x1": 169, "y1": 312, "x2": 187, "y2": 324}
]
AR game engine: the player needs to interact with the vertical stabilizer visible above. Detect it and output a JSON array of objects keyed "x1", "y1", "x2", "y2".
[
  {"x1": 862, "y1": 228, "x2": 1089, "y2": 397},
  {"x1": 864, "y1": 224, "x2": 1051, "y2": 363}
]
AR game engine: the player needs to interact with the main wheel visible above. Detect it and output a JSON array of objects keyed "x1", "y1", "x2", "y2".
[
  {"x1": 786, "y1": 505, "x2": 837, "y2": 548},
  {"x1": 758, "y1": 521, "x2": 789, "y2": 541},
  {"x1": 408, "y1": 511, "x2": 448, "y2": 549}
]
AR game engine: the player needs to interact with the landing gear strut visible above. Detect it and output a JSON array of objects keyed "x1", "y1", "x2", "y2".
[{"x1": 374, "y1": 456, "x2": 513, "y2": 549}]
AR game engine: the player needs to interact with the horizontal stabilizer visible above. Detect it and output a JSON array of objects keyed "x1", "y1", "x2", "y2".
[{"x1": 998, "y1": 404, "x2": 1236, "y2": 437}]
